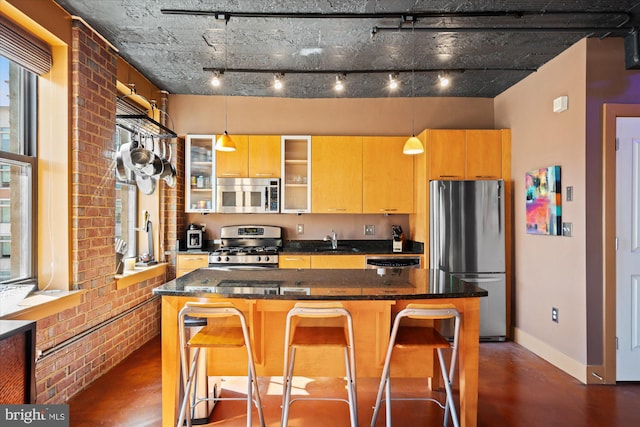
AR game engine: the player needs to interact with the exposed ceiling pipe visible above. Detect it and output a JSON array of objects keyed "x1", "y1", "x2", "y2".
[
  {"x1": 160, "y1": 9, "x2": 631, "y2": 23},
  {"x1": 202, "y1": 67, "x2": 537, "y2": 74}
]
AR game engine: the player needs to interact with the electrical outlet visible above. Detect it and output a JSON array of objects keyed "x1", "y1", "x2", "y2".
[
  {"x1": 364, "y1": 225, "x2": 375, "y2": 235},
  {"x1": 297, "y1": 224, "x2": 304, "y2": 235},
  {"x1": 551, "y1": 307, "x2": 559, "y2": 323}
]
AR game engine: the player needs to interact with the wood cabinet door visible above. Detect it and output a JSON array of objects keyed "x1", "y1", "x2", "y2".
[
  {"x1": 216, "y1": 135, "x2": 249, "y2": 177},
  {"x1": 310, "y1": 255, "x2": 365, "y2": 269},
  {"x1": 248, "y1": 135, "x2": 281, "y2": 178},
  {"x1": 465, "y1": 130, "x2": 503, "y2": 179},
  {"x1": 278, "y1": 255, "x2": 311, "y2": 269},
  {"x1": 363, "y1": 136, "x2": 414, "y2": 213},
  {"x1": 312, "y1": 136, "x2": 363, "y2": 213},
  {"x1": 176, "y1": 254, "x2": 209, "y2": 277},
  {"x1": 429, "y1": 130, "x2": 466, "y2": 179}
]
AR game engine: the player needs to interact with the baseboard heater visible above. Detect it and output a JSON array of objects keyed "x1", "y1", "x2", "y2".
[{"x1": 38, "y1": 296, "x2": 159, "y2": 360}]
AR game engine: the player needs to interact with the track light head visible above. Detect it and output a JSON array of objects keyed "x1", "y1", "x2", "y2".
[
  {"x1": 211, "y1": 70, "x2": 222, "y2": 87},
  {"x1": 388, "y1": 73, "x2": 399, "y2": 90},
  {"x1": 334, "y1": 73, "x2": 346, "y2": 92},
  {"x1": 273, "y1": 73, "x2": 284, "y2": 90},
  {"x1": 438, "y1": 72, "x2": 450, "y2": 88}
]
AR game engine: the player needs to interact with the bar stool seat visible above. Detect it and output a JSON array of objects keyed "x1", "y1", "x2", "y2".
[
  {"x1": 177, "y1": 302, "x2": 265, "y2": 427},
  {"x1": 282, "y1": 302, "x2": 358, "y2": 427},
  {"x1": 371, "y1": 303, "x2": 461, "y2": 427}
]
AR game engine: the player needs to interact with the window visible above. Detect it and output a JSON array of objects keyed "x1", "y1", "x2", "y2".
[
  {"x1": 115, "y1": 126, "x2": 137, "y2": 259},
  {"x1": 0, "y1": 55, "x2": 37, "y2": 283}
]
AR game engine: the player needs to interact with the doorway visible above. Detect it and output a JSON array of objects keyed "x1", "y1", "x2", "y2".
[
  {"x1": 603, "y1": 104, "x2": 640, "y2": 383},
  {"x1": 614, "y1": 117, "x2": 640, "y2": 381}
]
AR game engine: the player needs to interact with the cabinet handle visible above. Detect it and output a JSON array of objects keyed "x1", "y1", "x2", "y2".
[
  {"x1": 472, "y1": 175, "x2": 498, "y2": 179},
  {"x1": 284, "y1": 257, "x2": 305, "y2": 261},
  {"x1": 379, "y1": 208, "x2": 398, "y2": 212},
  {"x1": 328, "y1": 208, "x2": 347, "y2": 212},
  {"x1": 254, "y1": 173, "x2": 274, "y2": 177},
  {"x1": 439, "y1": 175, "x2": 463, "y2": 178},
  {"x1": 182, "y1": 257, "x2": 205, "y2": 261},
  {"x1": 221, "y1": 172, "x2": 241, "y2": 177}
]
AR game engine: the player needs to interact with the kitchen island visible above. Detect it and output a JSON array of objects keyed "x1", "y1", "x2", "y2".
[{"x1": 153, "y1": 268, "x2": 487, "y2": 427}]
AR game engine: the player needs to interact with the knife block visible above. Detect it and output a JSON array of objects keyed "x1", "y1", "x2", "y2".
[{"x1": 393, "y1": 239, "x2": 403, "y2": 253}]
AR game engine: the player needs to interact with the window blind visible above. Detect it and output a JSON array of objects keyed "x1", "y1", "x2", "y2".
[{"x1": 0, "y1": 15, "x2": 52, "y2": 75}]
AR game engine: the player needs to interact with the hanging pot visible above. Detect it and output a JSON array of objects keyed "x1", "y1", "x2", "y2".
[
  {"x1": 130, "y1": 133, "x2": 154, "y2": 167},
  {"x1": 115, "y1": 143, "x2": 129, "y2": 181},
  {"x1": 159, "y1": 141, "x2": 177, "y2": 186},
  {"x1": 135, "y1": 173, "x2": 156, "y2": 195}
]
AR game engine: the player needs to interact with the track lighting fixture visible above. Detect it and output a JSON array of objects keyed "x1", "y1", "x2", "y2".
[
  {"x1": 334, "y1": 74, "x2": 345, "y2": 92},
  {"x1": 215, "y1": 22, "x2": 235, "y2": 152},
  {"x1": 273, "y1": 73, "x2": 284, "y2": 90},
  {"x1": 211, "y1": 70, "x2": 222, "y2": 87},
  {"x1": 388, "y1": 73, "x2": 399, "y2": 90},
  {"x1": 403, "y1": 23, "x2": 424, "y2": 155},
  {"x1": 438, "y1": 72, "x2": 450, "y2": 88}
]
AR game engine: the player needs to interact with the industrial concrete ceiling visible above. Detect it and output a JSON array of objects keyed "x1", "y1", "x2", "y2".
[{"x1": 54, "y1": 0, "x2": 640, "y2": 98}]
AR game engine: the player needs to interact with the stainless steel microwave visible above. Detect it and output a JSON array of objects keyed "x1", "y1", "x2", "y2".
[{"x1": 216, "y1": 178, "x2": 280, "y2": 213}]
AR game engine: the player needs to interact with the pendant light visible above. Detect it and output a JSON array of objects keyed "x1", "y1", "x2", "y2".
[
  {"x1": 215, "y1": 19, "x2": 236, "y2": 152},
  {"x1": 403, "y1": 21, "x2": 424, "y2": 155}
]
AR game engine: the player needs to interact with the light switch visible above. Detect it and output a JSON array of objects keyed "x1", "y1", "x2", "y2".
[{"x1": 562, "y1": 222, "x2": 572, "y2": 237}]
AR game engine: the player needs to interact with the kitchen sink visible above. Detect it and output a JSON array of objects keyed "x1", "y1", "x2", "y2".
[{"x1": 314, "y1": 246, "x2": 361, "y2": 253}]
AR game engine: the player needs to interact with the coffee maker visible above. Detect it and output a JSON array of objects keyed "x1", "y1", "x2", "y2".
[{"x1": 186, "y1": 224, "x2": 204, "y2": 249}]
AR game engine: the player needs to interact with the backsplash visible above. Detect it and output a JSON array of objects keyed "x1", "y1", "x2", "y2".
[{"x1": 183, "y1": 212, "x2": 412, "y2": 242}]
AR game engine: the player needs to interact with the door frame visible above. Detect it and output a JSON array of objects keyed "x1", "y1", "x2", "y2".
[{"x1": 601, "y1": 103, "x2": 640, "y2": 383}]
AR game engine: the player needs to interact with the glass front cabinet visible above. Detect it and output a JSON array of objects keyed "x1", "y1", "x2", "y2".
[
  {"x1": 281, "y1": 135, "x2": 311, "y2": 213},
  {"x1": 185, "y1": 134, "x2": 216, "y2": 213}
]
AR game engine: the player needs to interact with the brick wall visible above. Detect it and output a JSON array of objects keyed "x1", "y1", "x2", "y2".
[{"x1": 33, "y1": 20, "x2": 162, "y2": 404}]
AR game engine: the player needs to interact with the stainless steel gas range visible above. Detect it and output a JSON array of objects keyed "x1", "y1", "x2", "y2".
[{"x1": 208, "y1": 225, "x2": 281, "y2": 268}]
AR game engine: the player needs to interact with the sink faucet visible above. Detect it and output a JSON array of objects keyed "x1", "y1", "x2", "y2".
[{"x1": 324, "y1": 229, "x2": 338, "y2": 250}]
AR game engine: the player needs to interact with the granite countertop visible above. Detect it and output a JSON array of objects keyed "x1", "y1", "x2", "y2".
[
  {"x1": 281, "y1": 239, "x2": 423, "y2": 255},
  {"x1": 176, "y1": 240, "x2": 424, "y2": 256},
  {"x1": 152, "y1": 268, "x2": 487, "y2": 300}
]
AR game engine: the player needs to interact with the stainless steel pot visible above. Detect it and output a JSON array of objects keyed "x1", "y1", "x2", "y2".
[{"x1": 130, "y1": 134, "x2": 154, "y2": 167}]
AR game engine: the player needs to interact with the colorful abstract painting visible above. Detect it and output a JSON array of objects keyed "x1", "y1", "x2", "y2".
[{"x1": 525, "y1": 166, "x2": 562, "y2": 235}]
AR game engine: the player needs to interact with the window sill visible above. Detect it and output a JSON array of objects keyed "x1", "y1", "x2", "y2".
[
  {"x1": 1, "y1": 290, "x2": 86, "y2": 321},
  {"x1": 114, "y1": 263, "x2": 167, "y2": 290}
]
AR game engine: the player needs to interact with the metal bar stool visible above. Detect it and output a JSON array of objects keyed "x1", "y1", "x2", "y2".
[
  {"x1": 281, "y1": 302, "x2": 358, "y2": 427},
  {"x1": 177, "y1": 302, "x2": 265, "y2": 427},
  {"x1": 371, "y1": 303, "x2": 461, "y2": 427}
]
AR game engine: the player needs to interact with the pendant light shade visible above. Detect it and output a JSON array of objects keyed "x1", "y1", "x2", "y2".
[
  {"x1": 215, "y1": 131, "x2": 236, "y2": 152},
  {"x1": 403, "y1": 135, "x2": 424, "y2": 155}
]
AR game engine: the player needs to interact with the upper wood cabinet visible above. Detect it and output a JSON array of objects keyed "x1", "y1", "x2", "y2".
[
  {"x1": 429, "y1": 129, "x2": 505, "y2": 180},
  {"x1": 362, "y1": 136, "x2": 414, "y2": 214},
  {"x1": 312, "y1": 136, "x2": 363, "y2": 213},
  {"x1": 465, "y1": 130, "x2": 502, "y2": 179},
  {"x1": 216, "y1": 135, "x2": 249, "y2": 178},
  {"x1": 429, "y1": 130, "x2": 466, "y2": 179},
  {"x1": 216, "y1": 135, "x2": 281, "y2": 178},
  {"x1": 248, "y1": 135, "x2": 281, "y2": 178}
]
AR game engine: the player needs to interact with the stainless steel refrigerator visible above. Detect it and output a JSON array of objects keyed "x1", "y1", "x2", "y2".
[{"x1": 430, "y1": 179, "x2": 507, "y2": 341}]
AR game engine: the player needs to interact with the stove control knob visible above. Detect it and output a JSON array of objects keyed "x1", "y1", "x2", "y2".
[
  {"x1": 216, "y1": 256, "x2": 222, "y2": 262},
  {"x1": 224, "y1": 256, "x2": 230, "y2": 262},
  {"x1": 256, "y1": 256, "x2": 262, "y2": 262},
  {"x1": 264, "y1": 256, "x2": 270, "y2": 262}
]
